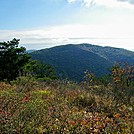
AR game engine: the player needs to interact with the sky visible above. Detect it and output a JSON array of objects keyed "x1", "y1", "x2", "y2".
[{"x1": 0, "y1": 0, "x2": 134, "y2": 50}]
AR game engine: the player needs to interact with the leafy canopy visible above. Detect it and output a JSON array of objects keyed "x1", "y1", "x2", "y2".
[
  {"x1": 23, "y1": 60, "x2": 57, "y2": 81},
  {"x1": 0, "y1": 38, "x2": 30, "y2": 82}
]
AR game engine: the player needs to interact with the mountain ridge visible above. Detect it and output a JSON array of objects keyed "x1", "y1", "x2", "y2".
[{"x1": 30, "y1": 43, "x2": 134, "y2": 81}]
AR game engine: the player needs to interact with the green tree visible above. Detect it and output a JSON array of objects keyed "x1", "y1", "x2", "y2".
[
  {"x1": 23, "y1": 60, "x2": 57, "y2": 81},
  {"x1": 0, "y1": 38, "x2": 30, "y2": 82},
  {"x1": 35, "y1": 63, "x2": 57, "y2": 81}
]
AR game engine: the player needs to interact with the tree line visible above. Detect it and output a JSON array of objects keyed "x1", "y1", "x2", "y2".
[{"x1": 0, "y1": 38, "x2": 57, "y2": 83}]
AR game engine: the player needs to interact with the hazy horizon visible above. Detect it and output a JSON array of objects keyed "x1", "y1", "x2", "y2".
[{"x1": 20, "y1": 37, "x2": 134, "y2": 51}]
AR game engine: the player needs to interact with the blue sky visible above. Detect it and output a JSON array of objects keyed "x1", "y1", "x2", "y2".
[{"x1": 0, "y1": 0, "x2": 134, "y2": 50}]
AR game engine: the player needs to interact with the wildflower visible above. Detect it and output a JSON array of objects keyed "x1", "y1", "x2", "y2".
[
  {"x1": 68, "y1": 120, "x2": 75, "y2": 126},
  {"x1": 21, "y1": 96, "x2": 30, "y2": 103},
  {"x1": 81, "y1": 120, "x2": 87, "y2": 126},
  {"x1": 114, "y1": 113, "x2": 120, "y2": 118},
  {"x1": 55, "y1": 118, "x2": 59, "y2": 122}
]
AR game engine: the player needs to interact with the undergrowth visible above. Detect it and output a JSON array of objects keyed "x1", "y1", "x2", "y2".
[{"x1": 0, "y1": 79, "x2": 134, "y2": 134}]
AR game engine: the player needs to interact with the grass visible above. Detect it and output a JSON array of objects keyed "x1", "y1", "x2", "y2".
[{"x1": 0, "y1": 79, "x2": 134, "y2": 134}]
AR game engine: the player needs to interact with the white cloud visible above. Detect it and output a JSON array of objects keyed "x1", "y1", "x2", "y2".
[
  {"x1": 67, "y1": 0, "x2": 77, "y2": 3},
  {"x1": 0, "y1": 24, "x2": 134, "y2": 40},
  {"x1": 0, "y1": 24, "x2": 134, "y2": 50},
  {"x1": 82, "y1": 0, "x2": 95, "y2": 7},
  {"x1": 67, "y1": 0, "x2": 134, "y2": 9},
  {"x1": 118, "y1": 0, "x2": 134, "y2": 4},
  {"x1": 95, "y1": 0, "x2": 134, "y2": 9}
]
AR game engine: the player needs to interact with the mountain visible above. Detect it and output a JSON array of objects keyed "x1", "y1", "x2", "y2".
[
  {"x1": 26, "y1": 49, "x2": 36, "y2": 53},
  {"x1": 30, "y1": 43, "x2": 134, "y2": 81}
]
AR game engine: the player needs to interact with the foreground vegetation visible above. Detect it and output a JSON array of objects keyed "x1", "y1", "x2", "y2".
[
  {"x1": 0, "y1": 77, "x2": 134, "y2": 134},
  {"x1": 0, "y1": 39, "x2": 134, "y2": 133}
]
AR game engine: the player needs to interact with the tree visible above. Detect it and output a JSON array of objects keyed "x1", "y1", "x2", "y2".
[
  {"x1": 112, "y1": 63, "x2": 134, "y2": 87},
  {"x1": 22, "y1": 60, "x2": 57, "y2": 81},
  {"x1": 0, "y1": 38, "x2": 30, "y2": 82},
  {"x1": 35, "y1": 63, "x2": 57, "y2": 81}
]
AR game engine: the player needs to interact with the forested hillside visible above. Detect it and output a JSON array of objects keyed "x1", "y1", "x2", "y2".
[
  {"x1": 78, "y1": 44, "x2": 134, "y2": 64},
  {"x1": 30, "y1": 44, "x2": 134, "y2": 81}
]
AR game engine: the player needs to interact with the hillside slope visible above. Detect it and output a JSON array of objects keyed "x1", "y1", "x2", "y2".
[
  {"x1": 30, "y1": 44, "x2": 134, "y2": 81},
  {"x1": 78, "y1": 44, "x2": 134, "y2": 64}
]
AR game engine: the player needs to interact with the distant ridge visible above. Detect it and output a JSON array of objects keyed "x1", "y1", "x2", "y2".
[
  {"x1": 30, "y1": 43, "x2": 134, "y2": 81},
  {"x1": 27, "y1": 49, "x2": 36, "y2": 53}
]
